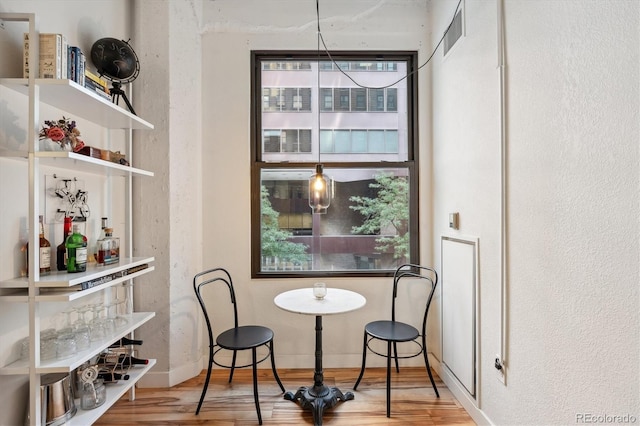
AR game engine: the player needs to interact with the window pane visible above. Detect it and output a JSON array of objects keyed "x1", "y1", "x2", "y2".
[
  {"x1": 386, "y1": 88, "x2": 397, "y2": 112},
  {"x1": 334, "y1": 88, "x2": 350, "y2": 111},
  {"x1": 320, "y1": 130, "x2": 333, "y2": 153},
  {"x1": 260, "y1": 167, "x2": 411, "y2": 272},
  {"x1": 299, "y1": 130, "x2": 312, "y2": 153},
  {"x1": 369, "y1": 89, "x2": 385, "y2": 111},
  {"x1": 263, "y1": 130, "x2": 281, "y2": 153},
  {"x1": 320, "y1": 88, "x2": 333, "y2": 111},
  {"x1": 369, "y1": 130, "x2": 385, "y2": 152},
  {"x1": 352, "y1": 130, "x2": 367, "y2": 152},
  {"x1": 385, "y1": 130, "x2": 399, "y2": 153},
  {"x1": 351, "y1": 88, "x2": 367, "y2": 111},
  {"x1": 334, "y1": 130, "x2": 351, "y2": 153}
]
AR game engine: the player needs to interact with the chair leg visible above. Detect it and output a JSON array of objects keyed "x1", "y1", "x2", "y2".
[
  {"x1": 353, "y1": 332, "x2": 368, "y2": 390},
  {"x1": 422, "y1": 337, "x2": 439, "y2": 398},
  {"x1": 228, "y1": 350, "x2": 237, "y2": 383},
  {"x1": 392, "y1": 341, "x2": 400, "y2": 373},
  {"x1": 196, "y1": 345, "x2": 215, "y2": 415},
  {"x1": 386, "y1": 340, "x2": 392, "y2": 418},
  {"x1": 251, "y1": 347, "x2": 262, "y2": 425},
  {"x1": 268, "y1": 341, "x2": 285, "y2": 393}
]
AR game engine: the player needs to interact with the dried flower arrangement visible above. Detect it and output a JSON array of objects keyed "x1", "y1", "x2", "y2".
[{"x1": 39, "y1": 116, "x2": 85, "y2": 151}]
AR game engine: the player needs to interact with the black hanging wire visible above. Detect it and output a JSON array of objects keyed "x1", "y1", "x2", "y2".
[{"x1": 315, "y1": 0, "x2": 463, "y2": 90}]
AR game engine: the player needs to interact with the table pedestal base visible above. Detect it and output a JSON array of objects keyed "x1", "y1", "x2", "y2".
[{"x1": 284, "y1": 385, "x2": 354, "y2": 426}]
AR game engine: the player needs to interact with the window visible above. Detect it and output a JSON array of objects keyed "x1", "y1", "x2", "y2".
[{"x1": 252, "y1": 51, "x2": 419, "y2": 278}]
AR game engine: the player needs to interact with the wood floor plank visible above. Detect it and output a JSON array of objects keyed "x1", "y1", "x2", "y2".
[{"x1": 95, "y1": 367, "x2": 476, "y2": 425}]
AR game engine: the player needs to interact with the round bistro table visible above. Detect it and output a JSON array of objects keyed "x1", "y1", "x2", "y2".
[{"x1": 274, "y1": 287, "x2": 366, "y2": 426}]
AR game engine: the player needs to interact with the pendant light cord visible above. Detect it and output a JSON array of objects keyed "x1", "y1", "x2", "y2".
[{"x1": 315, "y1": 0, "x2": 462, "y2": 90}]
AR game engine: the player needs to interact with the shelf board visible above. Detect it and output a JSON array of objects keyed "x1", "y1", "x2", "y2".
[
  {"x1": 0, "y1": 151, "x2": 154, "y2": 177},
  {"x1": 0, "y1": 78, "x2": 154, "y2": 130},
  {"x1": 0, "y1": 312, "x2": 155, "y2": 375},
  {"x1": 69, "y1": 359, "x2": 156, "y2": 425},
  {"x1": 0, "y1": 257, "x2": 155, "y2": 290},
  {"x1": 0, "y1": 266, "x2": 155, "y2": 302}
]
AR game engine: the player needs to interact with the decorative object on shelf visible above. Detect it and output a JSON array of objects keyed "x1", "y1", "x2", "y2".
[
  {"x1": 90, "y1": 37, "x2": 140, "y2": 115},
  {"x1": 39, "y1": 116, "x2": 85, "y2": 152}
]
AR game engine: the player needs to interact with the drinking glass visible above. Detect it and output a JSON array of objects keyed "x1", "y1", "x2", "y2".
[
  {"x1": 73, "y1": 305, "x2": 91, "y2": 351},
  {"x1": 56, "y1": 309, "x2": 77, "y2": 359},
  {"x1": 89, "y1": 304, "x2": 107, "y2": 342},
  {"x1": 313, "y1": 282, "x2": 327, "y2": 299}
]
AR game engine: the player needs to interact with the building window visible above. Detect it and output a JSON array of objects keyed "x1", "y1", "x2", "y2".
[{"x1": 252, "y1": 52, "x2": 418, "y2": 278}]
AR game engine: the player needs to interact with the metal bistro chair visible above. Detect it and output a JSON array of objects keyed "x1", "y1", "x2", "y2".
[
  {"x1": 194, "y1": 267, "x2": 285, "y2": 424},
  {"x1": 353, "y1": 263, "x2": 440, "y2": 417}
]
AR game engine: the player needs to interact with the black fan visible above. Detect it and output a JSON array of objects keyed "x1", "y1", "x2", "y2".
[{"x1": 90, "y1": 38, "x2": 140, "y2": 115}]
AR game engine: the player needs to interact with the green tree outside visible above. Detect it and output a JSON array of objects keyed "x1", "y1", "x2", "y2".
[
  {"x1": 349, "y1": 173, "x2": 409, "y2": 261},
  {"x1": 261, "y1": 185, "x2": 309, "y2": 265}
]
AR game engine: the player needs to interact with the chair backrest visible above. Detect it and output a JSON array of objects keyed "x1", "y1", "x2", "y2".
[
  {"x1": 193, "y1": 267, "x2": 239, "y2": 344},
  {"x1": 391, "y1": 263, "x2": 438, "y2": 337}
]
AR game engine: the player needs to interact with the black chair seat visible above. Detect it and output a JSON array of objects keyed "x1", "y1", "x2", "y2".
[
  {"x1": 365, "y1": 320, "x2": 418, "y2": 343},
  {"x1": 217, "y1": 325, "x2": 274, "y2": 350}
]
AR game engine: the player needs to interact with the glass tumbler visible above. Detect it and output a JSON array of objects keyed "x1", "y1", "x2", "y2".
[{"x1": 313, "y1": 282, "x2": 327, "y2": 299}]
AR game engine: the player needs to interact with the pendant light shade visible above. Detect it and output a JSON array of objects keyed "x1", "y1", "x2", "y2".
[{"x1": 309, "y1": 164, "x2": 332, "y2": 214}]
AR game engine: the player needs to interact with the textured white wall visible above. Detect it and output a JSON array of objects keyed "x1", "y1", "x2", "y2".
[
  {"x1": 132, "y1": 0, "x2": 204, "y2": 387},
  {"x1": 431, "y1": 0, "x2": 639, "y2": 424}
]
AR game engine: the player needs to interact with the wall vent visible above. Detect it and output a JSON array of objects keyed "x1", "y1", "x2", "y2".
[{"x1": 443, "y1": 8, "x2": 463, "y2": 56}]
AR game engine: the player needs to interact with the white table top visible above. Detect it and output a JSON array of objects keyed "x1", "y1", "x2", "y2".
[{"x1": 274, "y1": 288, "x2": 366, "y2": 316}]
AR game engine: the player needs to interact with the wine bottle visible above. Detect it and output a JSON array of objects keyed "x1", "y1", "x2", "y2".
[
  {"x1": 118, "y1": 354, "x2": 150, "y2": 366},
  {"x1": 97, "y1": 371, "x2": 130, "y2": 382},
  {"x1": 109, "y1": 337, "x2": 143, "y2": 348},
  {"x1": 56, "y1": 217, "x2": 72, "y2": 271},
  {"x1": 97, "y1": 353, "x2": 149, "y2": 366},
  {"x1": 66, "y1": 223, "x2": 87, "y2": 273},
  {"x1": 38, "y1": 215, "x2": 51, "y2": 275}
]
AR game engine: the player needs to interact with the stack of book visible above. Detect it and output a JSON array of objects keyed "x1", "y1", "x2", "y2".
[
  {"x1": 23, "y1": 32, "x2": 111, "y2": 101},
  {"x1": 84, "y1": 69, "x2": 111, "y2": 100}
]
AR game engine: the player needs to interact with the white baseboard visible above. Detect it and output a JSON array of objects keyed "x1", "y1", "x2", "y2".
[
  {"x1": 437, "y1": 362, "x2": 493, "y2": 425},
  {"x1": 137, "y1": 357, "x2": 203, "y2": 388}
]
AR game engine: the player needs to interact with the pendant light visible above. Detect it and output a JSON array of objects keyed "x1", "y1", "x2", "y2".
[
  {"x1": 309, "y1": 0, "x2": 332, "y2": 214},
  {"x1": 309, "y1": 163, "x2": 332, "y2": 214}
]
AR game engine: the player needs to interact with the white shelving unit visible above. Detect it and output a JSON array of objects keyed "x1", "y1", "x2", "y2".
[{"x1": 0, "y1": 12, "x2": 156, "y2": 426}]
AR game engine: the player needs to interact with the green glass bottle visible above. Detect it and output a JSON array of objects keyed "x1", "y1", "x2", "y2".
[{"x1": 66, "y1": 224, "x2": 88, "y2": 273}]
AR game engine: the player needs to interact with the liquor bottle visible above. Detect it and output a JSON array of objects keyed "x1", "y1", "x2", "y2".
[
  {"x1": 38, "y1": 215, "x2": 51, "y2": 276},
  {"x1": 66, "y1": 224, "x2": 88, "y2": 273},
  {"x1": 98, "y1": 228, "x2": 120, "y2": 265},
  {"x1": 56, "y1": 217, "x2": 72, "y2": 271},
  {"x1": 109, "y1": 337, "x2": 143, "y2": 348},
  {"x1": 93, "y1": 217, "x2": 108, "y2": 262},
  {"x1": 97, "y1": 371, "x2": 130, "y2": 383}
]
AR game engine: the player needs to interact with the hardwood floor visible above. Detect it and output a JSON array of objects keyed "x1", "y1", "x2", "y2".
[{"x1": 96, "y1": 367, "x2": 475, "y2": 425}]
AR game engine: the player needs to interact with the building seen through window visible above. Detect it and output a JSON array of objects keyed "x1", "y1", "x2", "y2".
[{"x1": 252, "y1": 52, "x2": 419, "y2": 277}]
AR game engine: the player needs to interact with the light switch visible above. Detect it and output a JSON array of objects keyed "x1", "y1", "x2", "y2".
[{"x1": 449, "y1": 212, "x2": 459, "y2": 229}]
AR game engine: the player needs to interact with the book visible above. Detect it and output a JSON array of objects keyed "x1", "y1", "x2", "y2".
[
  {"x1": 85, "y1": 69, "x2": 109, "y2": 91},
  {"x1": 84, "y1": 79, "x2": 111, "y2": 100},
  {"x1": 68, "y1": 46, "x2": 81, "y2": 83},
  {"x1": 23, "y1": 33, "x2": 65, "y2": 79}
]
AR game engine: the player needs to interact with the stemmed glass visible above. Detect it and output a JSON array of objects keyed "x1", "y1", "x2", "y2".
[
  {"x1": 103, "y1": 302, "x2": 117, "y2": 335},
  {"x1": 73, "y1": 305, "x2": 91, "y2": 351},
  {"x1": 89, "y1": 303, "x2": 107, "y2": 342}
]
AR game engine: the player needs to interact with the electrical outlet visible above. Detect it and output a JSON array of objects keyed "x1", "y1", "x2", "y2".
[{"x1": 495, "y1": 354, "x2": 506, "y2": 385}]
